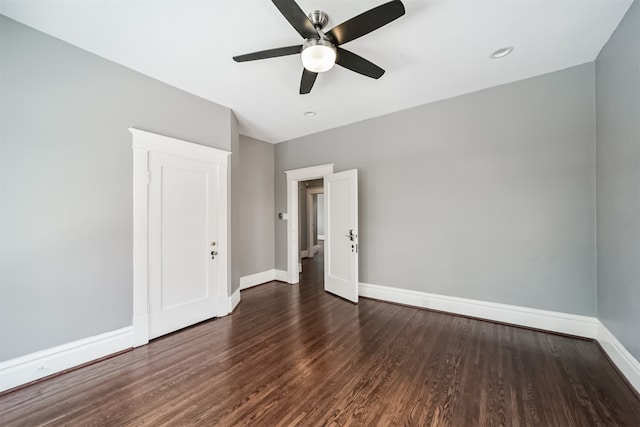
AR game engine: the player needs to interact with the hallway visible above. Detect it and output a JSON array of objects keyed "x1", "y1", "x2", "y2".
[{"x1": 299, "y1": 240, "x2": 324, "y2": 288}]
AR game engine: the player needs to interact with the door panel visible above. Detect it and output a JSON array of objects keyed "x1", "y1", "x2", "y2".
[
  {"x1": 148, "y1": 152, "x2": 219, "y2": 339},
  {"x1": 160, "y1": 166, "x2": 209, "y2": 308},
  {"x1": 324, "y1": 169, "x2": 358, "y2": 303}
]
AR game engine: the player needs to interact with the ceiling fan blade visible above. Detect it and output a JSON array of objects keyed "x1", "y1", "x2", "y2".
[
  {"x1": 326, "y1": 0, "x2": 405, "y2": 46},
  {"x1": 272, "y1": 0, "x2": 319, "y2": 39},
  {"x1": 233, "y1": 45, "x2": 303, "y2": 62},
  {"x1": 336, "y1": 48, "x2": 385, "y2": 79},
  {"x1": 300, "y1": 68, "x2": 318, "y2": 94}
]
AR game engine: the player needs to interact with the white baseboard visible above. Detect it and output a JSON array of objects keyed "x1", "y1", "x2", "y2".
[
  {"x1": 318, "y1": 235, "x2": 324, "y2": 240},
  {"x1": 239, "y1": 269, "x2": 290, "y2": 289},
  {"x1": 597, "y1": 322, "x2": 640, "y2": 394},
  {"x1": 240, "y1": 269, "x2": 279, "y2": 290},
  {"x1": 275, "y1": 269, "x2": 288, "y2": 282},
  {"x1": 228, "y1": 288, "x2": 241, "y2": 313},
  {"x1": 301, "y1": 248, "x2": 320, "y2": 258},
  {"x1": 0, "y1": 326, "x2": 133, "y2": 393},
  {"x1": 132, "y1": 314, "x2": 149, "y2": 347},
  {"x1": 298, "y1": 262, "x2": 302, "y2": 273},
  {"x1": 358, "y1": 282, "x2": 598, "y2": 339}
]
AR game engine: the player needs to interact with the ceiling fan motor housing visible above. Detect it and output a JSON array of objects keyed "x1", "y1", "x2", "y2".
[{"x1": 308, "y1": 10, "x2": 329, "y2": 30}]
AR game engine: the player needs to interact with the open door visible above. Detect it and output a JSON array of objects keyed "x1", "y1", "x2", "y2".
[{"x1": 324, "y1": 169, "x2": 358, "y2": 302}]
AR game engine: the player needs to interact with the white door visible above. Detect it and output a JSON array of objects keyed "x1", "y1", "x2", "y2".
[
  {"x1": 147, "y1": 152, "x2": 221, "y2": 339},
  {"x1": 324, "y1": 169, "x2": 359, "y2": 302}
]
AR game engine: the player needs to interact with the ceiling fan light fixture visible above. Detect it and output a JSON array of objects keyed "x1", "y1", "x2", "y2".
[{"x1": 301, "y1": 39, "x2": 336, "y2": 73}]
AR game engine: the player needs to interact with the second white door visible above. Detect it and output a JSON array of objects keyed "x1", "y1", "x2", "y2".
[{"x1": 324, "y1": 169, "x2": 359, "y2": 303}]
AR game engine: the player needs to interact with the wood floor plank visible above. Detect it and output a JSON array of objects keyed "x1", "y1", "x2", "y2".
[{"x1": 1, "y1": 250, "x2": 639, "y2": 426}]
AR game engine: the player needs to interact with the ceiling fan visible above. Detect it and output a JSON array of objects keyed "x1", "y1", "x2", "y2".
[{"x1": 233, "y1": 0, "x2": 406, "y2": 94}]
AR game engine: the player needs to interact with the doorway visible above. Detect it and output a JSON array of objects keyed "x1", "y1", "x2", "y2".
[
  {"x1": 300, "y1": 180, "x2": 324, "y2": 263},
  {"x1": 284, "y1": 164, "x2": 334, "y2": 284},
  {"x1": 285, "y1": 165, "x2": 359, "y2": 303}
]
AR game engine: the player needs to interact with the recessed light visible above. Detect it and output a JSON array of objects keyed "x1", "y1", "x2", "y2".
[
  {"x1": 490, "y1": 46, "x2": 514, "y2": 59},
  {"x1": 304, "y1": 111, "x2": 317, "y2": 117}
]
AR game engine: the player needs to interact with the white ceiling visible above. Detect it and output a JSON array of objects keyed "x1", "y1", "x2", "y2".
[{"x1": 1, "y1": 0, "x2": 632, "y2": 143}]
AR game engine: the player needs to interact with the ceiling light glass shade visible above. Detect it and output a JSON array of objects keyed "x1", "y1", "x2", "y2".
[{"x1": 301, "y1": 39, "x2": 337, "y2": 73}]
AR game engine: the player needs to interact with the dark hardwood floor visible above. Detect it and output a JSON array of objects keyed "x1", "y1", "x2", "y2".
[{"x1": 2, "y1": 249, "x2": 639, "y2": 426}]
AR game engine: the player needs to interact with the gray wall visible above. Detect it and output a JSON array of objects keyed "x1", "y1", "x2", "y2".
[
  {"x1": 0, "y1": 17, "x2": 234, "y2": 361},
  {"x1": 238, "y1": 136, "x2": 275, "y2": 278},
  {"x1": 595, "y1": 0, "x2": 640, "y2": 360},
  {"x1": 276, "y1": 63, "x2": 597, "y2": 316}
]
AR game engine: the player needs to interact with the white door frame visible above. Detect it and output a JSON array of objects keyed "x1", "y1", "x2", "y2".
[
  {"x1": 306, "y1": 187, "x2": 324, "y2": 257},
  {"x1": 285, "y1": 164, "x2": 334, "y2": 284},
  {"x1": 131, "y1": 128, "x2": 230, "y2": 347}
]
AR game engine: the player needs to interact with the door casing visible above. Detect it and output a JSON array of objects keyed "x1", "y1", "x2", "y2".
[{"x1": 285, "y1": 164, "x2": 334, "y2": 284}]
